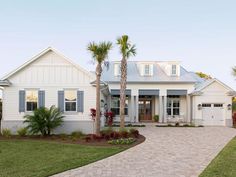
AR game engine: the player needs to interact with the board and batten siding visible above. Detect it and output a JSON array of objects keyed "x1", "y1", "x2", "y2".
[{"x1": 2, "y1": 50, "x2": 96, "y2": 133}]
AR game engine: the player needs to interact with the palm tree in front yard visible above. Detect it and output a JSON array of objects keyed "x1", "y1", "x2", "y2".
[
  {"x1": 232, "y1": 66, "x2": 236, "y2": 77},
  {"x1": 117, "y1": 35, "x2": 136, "y2": 128},
  {"x1": 87, "y1": 41, "x2": 112, "y2": 135}
]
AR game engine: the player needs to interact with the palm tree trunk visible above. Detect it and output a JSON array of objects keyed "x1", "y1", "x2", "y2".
[
  {"x1": 95, "y1": 64, "x2": 102, "y2": 135},
  {"x1": 120, "y1": 57, "x2": 127, "y2": 128}
]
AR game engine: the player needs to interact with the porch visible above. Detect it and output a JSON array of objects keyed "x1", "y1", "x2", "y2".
[{"x1": 106, "y1": 89, "x2": 191, "y2": 123}]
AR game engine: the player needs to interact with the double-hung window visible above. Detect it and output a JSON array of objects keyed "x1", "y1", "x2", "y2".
[
  {"x1": 172, "y1": 65, "x2": 177, "y2": 75},
  {"x1": 167, "y1": 96, "x2": 180, "y2": 117},
  {"x1": 144, "y1": 64, "x2": 150, "y2": 76},
  {"x1": 65, "y1": 90, "x2": 77, "y2": 112},
  {"x1": 111, "y1": 95, "x2": 128, "y2": 116},
  {"x1": 26, "y1": 90, "x2": 38, "y2": 111}
]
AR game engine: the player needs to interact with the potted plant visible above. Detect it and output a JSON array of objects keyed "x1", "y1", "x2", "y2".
[{"x1": 154, "y1": 115, "x2": 159, "y2": 122}]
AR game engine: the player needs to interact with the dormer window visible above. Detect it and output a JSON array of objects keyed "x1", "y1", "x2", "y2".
[
  {"x1": 172, "y1": 64, "x2": 177, "y2": 75},
  {"x1": 114, "y1": 63, "x2": 121, "y2": 76},
  {"x1": 144, "y1": 64, "x2": 150, "y2": 75}
]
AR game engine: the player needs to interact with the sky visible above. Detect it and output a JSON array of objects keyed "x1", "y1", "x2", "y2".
[{"x1": 0, "y1": 0, "x2": 236, "y2": 90}]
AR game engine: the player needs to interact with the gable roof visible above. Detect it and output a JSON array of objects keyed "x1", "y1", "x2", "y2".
[
  {"x1": 194, "y1": 78, "x2": 234, "y2": 92},
  {"x1": 101, "y1": 61, "x2": 202, "y2": 83},
  {"x1": 1, "y1": 47, "x2": 95, "y2": 81}
]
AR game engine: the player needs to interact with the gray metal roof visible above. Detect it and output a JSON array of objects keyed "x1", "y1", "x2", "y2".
[{"x1": 101, "y1": 61, "x2": 203, "y2": 83}]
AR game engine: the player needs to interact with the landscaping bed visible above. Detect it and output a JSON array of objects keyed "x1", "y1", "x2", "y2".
[{"x1": 156, "y1": 123, "x2": 204, "y2": 127}]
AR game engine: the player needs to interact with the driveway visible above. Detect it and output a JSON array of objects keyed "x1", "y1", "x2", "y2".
[{"x1": 53, "y1": 126, "x2": 236, "y2": 177}]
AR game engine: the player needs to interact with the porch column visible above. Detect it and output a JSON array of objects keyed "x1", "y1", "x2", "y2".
[
  {"x1": 163, "y1": 96, "x2": 167, "y2": 123},
  {"x1": 159, "y1": 95, "x2": 163, "y2": 123},
  {"x1": 130, "y1": 95, "x2": 134, "y2": 122},
  {"x1": 134, "y1": 95, "x2": 139, "y2": 123},
  {"x1": 186, "y1": 95, "x2": 191, "y2": 123}
]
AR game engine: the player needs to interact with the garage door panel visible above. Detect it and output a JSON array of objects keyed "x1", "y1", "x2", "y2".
[{"x1": 202, "y1": 103, "x2": 224, "y2": 126}]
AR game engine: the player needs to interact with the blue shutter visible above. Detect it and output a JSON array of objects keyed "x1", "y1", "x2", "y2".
[
  {"x1": 38, "y1": 90, "x2": 45, "y2": 108},
  {"x1": 19, "y1": 90, "x2": 25, "y2": 112},
  {"x1": 58, "y1": 91, "x2": 64, "y2": 112},
  {"x1": 77, "y1": 91, "x2": 84, "y2": 112}
]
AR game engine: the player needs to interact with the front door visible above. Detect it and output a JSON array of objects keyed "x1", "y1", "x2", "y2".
[{"x1": 139, "y1": 100, "x2": 152, "y2": 121}]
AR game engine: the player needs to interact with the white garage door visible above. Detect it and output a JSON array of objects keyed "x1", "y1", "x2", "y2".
[{"x1": 202, "y1": 103, "x2": 225, "y2": 126}]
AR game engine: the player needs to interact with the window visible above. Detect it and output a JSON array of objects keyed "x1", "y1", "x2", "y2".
[
  {"x1": 144, "y1": 64, "x2": 150, "y2": 75},
  {"x1": 214, "y1": 104, "x2": 223, "y2": 107},
  {"x1": 114, "y1": 63, "x2": 121, "y2": 76},
  {"x1": 26, "y1": 90, "x2": 38, "y2": 111},
  {"x1": 172, "y1": 65, "x2": 177, "y2": 75},
  {"x1": 202, "y1": 104, "x2": 211, "y2": 107},
  {"x1": 65, "y1": 90, "x2": 77, "y2": 112},
  {"x1": 167, "y1": 96, "x2": 180, "y2": 117},
  {"x1": 111, "y1": 95, "x2": 128, "y2": 115}
]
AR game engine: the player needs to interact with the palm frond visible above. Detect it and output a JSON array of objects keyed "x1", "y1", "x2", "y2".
[{"x1": 232, "y1": 66, "x2": 236, "y2": 76}]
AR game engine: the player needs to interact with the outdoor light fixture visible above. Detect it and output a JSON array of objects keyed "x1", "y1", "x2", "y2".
[
  {"x1": 198, "y1": 104, "x2": 202, "y2": 110},
  {"x1": 227, "y1": 104, "x2": 232, "y2": 110}
]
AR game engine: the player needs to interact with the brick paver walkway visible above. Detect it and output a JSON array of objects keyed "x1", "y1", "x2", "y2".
[{"x1": 52, "y1": 126, "x2": 236, "y2": 177}]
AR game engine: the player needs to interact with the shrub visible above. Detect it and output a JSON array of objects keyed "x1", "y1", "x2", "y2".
[
  {"x1": 175, "y1": 122, "x2": 180, "y2": 127},
  {"x1": 100, "y1": 128, "x2": 113, "y2": 140},
  {"x1": 129, "y1": 128, "x2": 139, "y2": 138},
  {"x1": 71, "y1": 131, "x2": 84, "y2": 138},
  {"x1": 183, "y1": 124, "x2": 189, "y2": 127},
  {"x1": 2, "y1": 128, "x2": 11, "y2": 137},
  {"x1": 154, "y1": 115, "x2": 159, "y2": 122},
  {"x1": 167, "y1": 124, "x2": 173, "y2": 127},
  {"x1": 24, "y1": 106, "x2": 64, "y2": 136},
  {"x1": 104, "y1": 111, "x2": 114, "y2": 127},
  {"x1": 59, "y1": 133, "x2": 68, "y2": 140},
  {"x1": 111, "y1": 131, "x2": 120, "y2": 139},
  {"x1": 119, "y1": 128, "x2": 129, "y2": 138},
  {"x1": 17, "y1": 127, "x2": 27, "y2": 136},
  {"x1": 108, "y1": 138, "x2": 136, "y2": 145},
  {"x1": 84, "y1": 135, "x2": 92, "y2": 142}
]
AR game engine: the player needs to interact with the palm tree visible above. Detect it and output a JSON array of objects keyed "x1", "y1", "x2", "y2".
[
  {"x1": 87, "y1": 41, "x2": 112, "y2": 135},
  {"x1": 232, "y1": 66, "x2": 236, "y2": 77},
  {"x1": 117, "y1": 35, "x2": 136, "y2": 128}
]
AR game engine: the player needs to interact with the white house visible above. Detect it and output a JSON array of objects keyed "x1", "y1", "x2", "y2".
[{"x1": 0, "y1": 47, "x2": 234, "y2": 134}]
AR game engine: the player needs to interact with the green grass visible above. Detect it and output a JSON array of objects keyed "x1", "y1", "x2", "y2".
[
  {"x1": 200, "y1": 137, "x2": 236, "y2": 177},
  {"x1": 0, "y1": 140, "x2": 126, "y2": 177}
]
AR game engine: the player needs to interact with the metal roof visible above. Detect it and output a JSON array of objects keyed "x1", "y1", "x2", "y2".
[{"x1": 101, "y1": 61, "x2": 202, "y2": 83}]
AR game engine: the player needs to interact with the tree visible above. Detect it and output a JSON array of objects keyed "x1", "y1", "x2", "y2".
[
  {"x1": 24, "y1": 106, "x2": 64, "y2": 136},
  {"x1": 195, "y1": 72, "x2": 212, "y2": 80},
  {"x1": 87, "y1": 41, "x2": 112, "y2": 135},
  {"x1": 232, "y1": 66, "x2": 236, "y2": 77},
  {"x1": 117, "y1": 35, "x2": 136, "y2": 128}
]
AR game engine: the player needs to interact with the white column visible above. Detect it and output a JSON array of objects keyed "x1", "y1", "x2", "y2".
[
  {"x1": 159, "y1": 95, "x2": 163, "y2": 123},
  {"x1": 133, "y1": 95, "x2": 139, "y2": 123},
  {"x1": 130, "y1": 95, "x2": 134, "y2": 122},
  {"x1": 186, "y1": 95, "x2": 191, "y2": 123},
  {"x1": 163, "y1": 96, "x2": 167, "y2": 123}
]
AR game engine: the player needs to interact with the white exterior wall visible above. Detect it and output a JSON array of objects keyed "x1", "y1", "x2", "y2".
[
  {"x1": 2, "y1": 51, "x2": 96, "y2": 133},
  {"x1": 192, "y1": 81, "x2": 233, "y2": 126}
]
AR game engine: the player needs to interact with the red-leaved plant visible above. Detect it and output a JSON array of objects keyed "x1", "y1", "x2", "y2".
[
  {"x1": 90, "y1": 108, "x2": 96, "y2": 121},
  {"x1": 104, "y1": 111, "x2": 114, "y2": 127}
]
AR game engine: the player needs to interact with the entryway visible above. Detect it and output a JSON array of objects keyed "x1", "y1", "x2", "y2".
[
  {"x1": 139, "y1": 98, "x2": 152, "y2": 121},
  {"x1": 202, "y1": 103, "x2": 225, "y2": 126}
]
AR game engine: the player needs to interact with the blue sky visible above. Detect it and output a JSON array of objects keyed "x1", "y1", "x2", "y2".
[{"x1": 0, "y1": 0, "x2": 236, "y2": 89}]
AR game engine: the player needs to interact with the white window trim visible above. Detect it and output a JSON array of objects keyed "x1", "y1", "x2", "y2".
[
  {"x1": 64, "y1": 89, "x2": 77, "y2": 113},
  {"x1": 111, "y1": 95, "x2": 129, "y2": 116},
  {"x1": 25, "y1": 89, "x2": 39, "y2": 112},
  {"x1": 171, "y1": 64, "x2": 177, "y2": 76},
  {"x1": 167, "y1": 98, "x2": 180, "y2": 117},
  {"x1": 144, "y1": 64, "x2": 150, "y2": 76}
]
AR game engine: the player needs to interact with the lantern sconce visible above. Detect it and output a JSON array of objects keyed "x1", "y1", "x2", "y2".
[
  {"x1": 227, "y1": 104, "x2": 232, "y2": 110},
  {"x1": 198, "y1": 104, "x2": 202, "y2": 110}
]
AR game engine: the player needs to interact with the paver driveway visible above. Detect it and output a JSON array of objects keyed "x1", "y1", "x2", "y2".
[{"x1": 53, "y1": 125, "x2": 236, "y2": 177}]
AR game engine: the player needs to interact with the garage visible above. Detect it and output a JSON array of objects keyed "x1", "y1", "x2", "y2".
[{"x1": 202, "y1": 103, "x2": 224, "y2": 126}]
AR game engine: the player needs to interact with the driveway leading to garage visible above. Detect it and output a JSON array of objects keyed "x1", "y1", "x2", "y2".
[{"x1": 53, "y1": 126, "x2": 236, "y2": 177}]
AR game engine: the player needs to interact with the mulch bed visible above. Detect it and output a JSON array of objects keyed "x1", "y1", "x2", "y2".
[{"x1": 0, "y1": 134, "x2": 145, "y2": 147}]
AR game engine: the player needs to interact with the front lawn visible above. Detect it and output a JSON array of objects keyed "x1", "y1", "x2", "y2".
[
  {"x1": 200, "y1": 137, "x2": 236, "y2": 177},
  {"x1": 0, "y1": 140, "x2": 126, "y2": 177}
]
